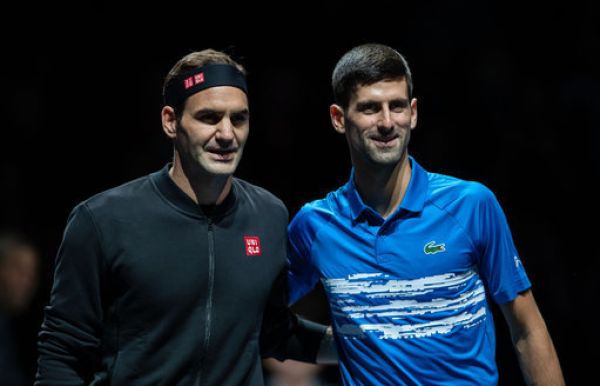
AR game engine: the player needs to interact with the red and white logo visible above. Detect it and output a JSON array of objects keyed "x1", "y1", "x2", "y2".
[
  {"x1": 183, "y1": 73, "x2": 205, "y2": 89},
  {"x1": 244, "y1": 236, "x2": 261, "y2": 256}
]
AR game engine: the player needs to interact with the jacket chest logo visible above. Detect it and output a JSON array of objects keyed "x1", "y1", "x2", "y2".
[{"x1": 244, "y1": 236, "x2": 262, "y2": 256}]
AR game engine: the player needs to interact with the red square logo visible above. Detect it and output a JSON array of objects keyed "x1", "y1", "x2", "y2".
[
  {"x1": 184, "y1": 77, "x2": 194, "y2": 89},
  {"x1": 244, "y1": 236, "x2": 261, "y2": 256},
  {"x1": 194, "y1": 73, "x2": 205, "y2": 84}
]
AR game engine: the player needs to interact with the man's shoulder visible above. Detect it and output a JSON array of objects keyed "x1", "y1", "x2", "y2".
[
  {"x1": 298, "y1": 195, "x2": 335, "y2": 216},
  {"x1": 426, "y1": 171, "x2": 496, "y2": 209},
  {"x1": 232, "y1": 177, "x2": 287, "y2": 214},
  {"x1": 290, "y1": 190, "x2": 341, "y2": 231},
  {"x1": 80, "y1": 174, "x2": 153, "y2": 213}
]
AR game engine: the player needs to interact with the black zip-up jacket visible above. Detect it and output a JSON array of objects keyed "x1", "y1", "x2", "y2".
[{"x1": 36, "y1": 165, "x2": 324, "y2": 386}]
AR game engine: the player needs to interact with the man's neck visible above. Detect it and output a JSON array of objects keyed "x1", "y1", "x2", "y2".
[
  {"x1": 169, "y1": 155, "x2": 232, "y2": 206},
  {"x1": 353, "y1": 153, "x2": 412, "y2": 219}
]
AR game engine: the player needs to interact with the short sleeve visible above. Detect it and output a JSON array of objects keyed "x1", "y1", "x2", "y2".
[
  {"x1": 472, "y1": 185, "x2": 531, "y2": 304},
  {"x1": 287, "y1": 206, "x2": 321, "y2": 305}
]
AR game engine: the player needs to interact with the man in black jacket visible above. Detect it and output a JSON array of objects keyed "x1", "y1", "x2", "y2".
[{"x1": 36, "y1": 49, "x2": 333, "y2": 386}]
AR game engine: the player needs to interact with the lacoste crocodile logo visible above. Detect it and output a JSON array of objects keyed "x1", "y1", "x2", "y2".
[{"x1": 424, "y1": 241, "x2": 446, "y2": 255}]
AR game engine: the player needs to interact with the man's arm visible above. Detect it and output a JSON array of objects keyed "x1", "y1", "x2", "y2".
[
  {"x1": 316, "y1": 325, "x2": 337, "y2": 364},
  {"x1": 36, "y1": 204, "x2": 106, "y2": 385},
  {"x1": 261, "y1": 314, "x2": 337, "y2": 365},
  {"x1": 261, "y1": 205, "x2": 337, "y2": 363},
  {"x1": 499, "y1": 289, "x2": 565, "y2": 386},
  {"x1": 259, "y1": 269, "x2": 337, "y2": 364}
]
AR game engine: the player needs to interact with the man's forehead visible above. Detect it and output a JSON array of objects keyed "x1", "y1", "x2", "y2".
[
  {"x1": 185, "y1": 86, "x2": 249, "y2": 111},
  {"x1": 352, "y1": 79, "x2": 409, "y2": 102}
]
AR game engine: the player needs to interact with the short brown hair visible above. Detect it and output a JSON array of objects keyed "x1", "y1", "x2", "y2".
[
  {"x1": 162, "y1": 49, "x2": 246, "y2": 113},
  {"x1": 332, "y1": 44, "x2": 413, "y2": 109}
]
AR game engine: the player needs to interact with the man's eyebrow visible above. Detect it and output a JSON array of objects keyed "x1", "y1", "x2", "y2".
[
  {"x1": 356, "y1": 98, "x2": 409, "y2": 107},
  {"x1": 231, "y1": 108, "x2": 250, "y2": 115},
  {"x1": 191, "y1": 108, "x2": 219, "y2": 115},
  {"x1": 355, "y1": 100, "x2": 380, "y2": 109},
  {"x1": 194, "y1": 108, "x2": 249, "y2": 114}
]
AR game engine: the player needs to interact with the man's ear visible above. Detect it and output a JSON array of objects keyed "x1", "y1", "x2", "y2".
[
  {"x1": 330, "y1": 104, "x2": 345, "y2": 134},
  {"x1": 161, "y1": 106, "x2": 177, "y2": 139},
  {"x1": 410, "y1": 97, "x2": 418, "y2": 130}
]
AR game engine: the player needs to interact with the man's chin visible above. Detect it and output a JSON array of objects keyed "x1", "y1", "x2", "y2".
[
  {"x1": 367, "y1": 152, "x2": 403, "y2": 166},
  {"x1": 203, "y1": 161, "x2": 239, "y2": 176}
]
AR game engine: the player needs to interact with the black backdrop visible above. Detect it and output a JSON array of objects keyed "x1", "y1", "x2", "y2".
[{"x1": 2, "y1": 2, "x2": 598, "y2": 384}]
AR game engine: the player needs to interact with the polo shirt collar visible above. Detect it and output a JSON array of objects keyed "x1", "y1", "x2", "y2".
[{"x1": 343, "y1": 156, "x2": 428, "y2": 222}]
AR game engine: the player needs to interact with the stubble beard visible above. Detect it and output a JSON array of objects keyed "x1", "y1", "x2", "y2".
[{"x1": 364, "y1": 130, "x2": 409, "y2": 167}]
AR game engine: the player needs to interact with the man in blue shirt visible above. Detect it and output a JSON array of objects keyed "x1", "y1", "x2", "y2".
[{"x1": 287, "y1": 43, "x2": 565, "y2": 385}]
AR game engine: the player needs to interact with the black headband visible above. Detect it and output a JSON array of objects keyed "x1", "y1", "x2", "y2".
[{"x1": 164, "y1": 63, "x2": 247, "y2": 107}]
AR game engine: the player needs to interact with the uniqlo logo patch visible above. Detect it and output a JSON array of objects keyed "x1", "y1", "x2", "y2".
[
  {"x1": 184, "y1": 77, "x2": 194, "y2": 89},
  {"x1": 183, "y1": 73, "x2": 205, "y2": 89},
  {"x1": 244, "y1": 236, "x2": 261, "y2": 256}
]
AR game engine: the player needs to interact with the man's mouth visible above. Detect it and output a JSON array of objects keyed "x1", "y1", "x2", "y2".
[
  {"x1": 371, "y1": 136, "x2": 398, "y2": 148},
  {"x1": 207, "y1": 148, "x2": 237, "y2": 161}
]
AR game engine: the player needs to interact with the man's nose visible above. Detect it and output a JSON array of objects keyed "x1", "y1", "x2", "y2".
[
  {"x1": 378, "y1": 107, "x2": 393, "y2": 130},
  {"x1": 216, "y1": 118, "x2": 235, "y2": 143}
]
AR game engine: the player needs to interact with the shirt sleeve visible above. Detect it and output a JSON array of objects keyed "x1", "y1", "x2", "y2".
[
  {"x1": 473, "y1": 185, "x2": 531, "y2": 304},
  {"x1": 287, "y1": 207, "x2": 321, "y2": 305},
  {"x1": 36, "y1": 203, "x2": 107, "y2": 385}
]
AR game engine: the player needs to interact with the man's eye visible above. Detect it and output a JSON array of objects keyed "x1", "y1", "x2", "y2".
[
  {"x1": 390, "y1": 102, "x2": 408, "y2": 112},
  {"x1": 198, "y1": 113, "x2": 221, "y2": 124},
  {"x1": 358, "y1": 104, "x2": 379, "y2": 114},
  {"x1": 230, "y1": 113, "x2": 249, "y2": 126}
]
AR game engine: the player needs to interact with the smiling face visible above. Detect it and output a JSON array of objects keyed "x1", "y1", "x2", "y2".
[
  {"x1": 164, "y1": 86, "x2": 249, "y2": 177},
  {"x1": 331, "y1": 78, "x2": 417, "y2": 170}
]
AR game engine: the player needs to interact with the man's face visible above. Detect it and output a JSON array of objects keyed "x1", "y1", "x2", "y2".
[
  {"x1": 174, "y1": 86, "x2": 249, "y2": 176},
  {"x1": 335, "y1": 78, "x2": 417, "y2": 168}
]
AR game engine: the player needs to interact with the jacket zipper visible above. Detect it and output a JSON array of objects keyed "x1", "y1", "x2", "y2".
[{"x1": 196, "y1": 219, "x2": 216, "y2": 385}]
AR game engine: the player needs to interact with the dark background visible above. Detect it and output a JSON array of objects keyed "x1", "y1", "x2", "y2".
[{"x1": 2, "y1": 2, "x2": 598, "y2": 384}]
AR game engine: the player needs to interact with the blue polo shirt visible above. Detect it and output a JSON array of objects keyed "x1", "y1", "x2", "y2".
[{"x1": 287, "y1": 157, "x2": 531, "y2": 386}]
